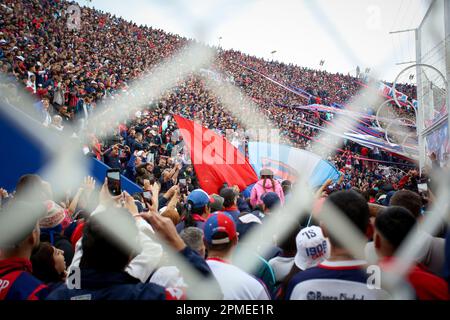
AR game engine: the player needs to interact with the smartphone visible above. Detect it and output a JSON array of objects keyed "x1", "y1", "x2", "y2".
[
  {"x1": 143, "y1": 191, "x2": 152, "y2": 200},
  {"x1": 179, "y1": 178, "x2": 186, "y2": 186},
  {"x1": 106, "y1": 168, "x2": 121, "y2": 196},
  {"x1": 418, "y1": 183, "x2": 428, "y2": 192}
]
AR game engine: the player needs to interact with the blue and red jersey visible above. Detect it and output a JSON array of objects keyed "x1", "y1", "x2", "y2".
[{"x1": 0, "y1": 257, "x2": 50, "y2": 300}]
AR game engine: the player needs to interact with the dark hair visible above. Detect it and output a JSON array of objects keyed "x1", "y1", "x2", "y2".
[
  {"x1": 277, "y1": 264, "x2": 302, "y2": 300},
  {"x1": 220, "y1": 188, "x2": 237, "y2": 208},
  {"x1": 325, "y1": 190, "x2": 370, "y2": 247},
  {"x1": 281, "y1": 180, "x2": 292, "y2": 195},
  {"x1": 389, "y1": 190, "x2": 422, "y2": 218},
  {"x1": 80, "y1": 208, "x2": 140, "y2": 272},
  {"x1": 375, "y1": 206, "x2": 416, "y2": 249},
  {"x1": 31, "y1": 242, "x2": 64, "y2": 283},
  {"x1": 205, "y1": 232, "x2": 234, "y2": 252},
  {"x1": 183, "y1": 200, "x2": 207, "y2": 229},
  {"x1": 15, "y1": 174, "x2": 43, "y2": 201}
]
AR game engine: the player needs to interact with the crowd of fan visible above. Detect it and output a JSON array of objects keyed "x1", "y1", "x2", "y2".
[
  {"x1": 0, "y1": 0, "x2": 417, "y2": 186},
  {"x1": 0, "y1": 165, "x2": 449, "y2": 300},
  {"x1": 2, "y1": 0, "x2": 448, "y2": 301}
]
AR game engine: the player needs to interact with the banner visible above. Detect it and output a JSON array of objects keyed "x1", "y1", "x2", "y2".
[
  {"x1": 174, "y1": 115, "x2": 258, "y2": 194},
  {"x1": 247, "y1": 142, "x2": 341, "y2": 188},
  {"x1": 425, "y1": 122, "x2": 450, "y2": 163}
]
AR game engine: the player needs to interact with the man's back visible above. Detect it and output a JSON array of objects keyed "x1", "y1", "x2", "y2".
[
  {"x1": 207, "y1": 259, "x2": 270, "y2": 300},
  {"x1": 286, "y1": 260, "x2": 388, "y2": 300},
  {"x1": 46, "y1": 269, "x2": 182, "y2": 300},
  {"x1": 0, "y1": 257, "x2": 49, "y2": 300}
]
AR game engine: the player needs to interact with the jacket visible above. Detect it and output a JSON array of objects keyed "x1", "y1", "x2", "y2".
[
  {"x1": 46, "y1": 269, "x2": 178, "y2": 300},
  {"x1": 250, "y1": 179, "x2": 285, "y2": 208},
  {"x1": 47, "y1": 247, "x2": 211, "y2": 300},
  {"x1": 0, "y1": 257, "x2": 50, "y2": 300},
  {"x1": 69, "y1": 209, "x2": 163, "y2": 283}
]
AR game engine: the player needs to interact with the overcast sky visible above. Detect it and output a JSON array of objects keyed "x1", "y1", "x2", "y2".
[{"x1": 81, "y1": 0, "x2": 432, "y2": 82}]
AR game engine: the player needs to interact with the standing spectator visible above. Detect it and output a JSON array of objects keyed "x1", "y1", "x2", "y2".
[
  {"x1": 275, "y1": 226, "x2": 329, "y2": 299},
  {"x1": 39, "y1": 200, "x2": 74, "y2": 265},
  {"x1": 205, "y1": 213, "x2": 270, "y2": 300},
  {"x1": 103, "y1": 144, "x2": 121, "y2": 169},
  {"x1": 285, "y1": 191, "x2": 388, "y2": 300},
  {"x1": 250, "y1": 169, "x2": 285, "y2": 208},
  {"x1": 374, "y1": 206, "x2": 449, "y2": 300},
  {"x1": 180, "y1": 227, "x2": 206, "y2": 258},
  {"x1": 31, "y1": 242, "x2": 67, "y2": 288},
  {"x1": 46, "y1": 209, "x2": 173, "y2": 300},
  {"x1": 176, "y1": 189, "x2": 211, "y2": 233},
  {"x1": 219, "y1": 187, "x2": 241, "y2": 223}
]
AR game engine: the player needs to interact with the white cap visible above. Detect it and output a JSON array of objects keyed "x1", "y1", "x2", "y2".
[
  {"x1": 294, "y1": 226, "x2": 329, "y2": 270},
  {"x1": 136, "y1": 150, "x2": 145, "y2": 157}
]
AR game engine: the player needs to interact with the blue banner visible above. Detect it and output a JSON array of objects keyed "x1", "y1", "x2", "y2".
[{"x1": 248, "y1": 142, "x2": 341, "y2": 188}]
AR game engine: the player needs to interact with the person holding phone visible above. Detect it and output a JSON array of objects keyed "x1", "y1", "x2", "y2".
[{"x1": 106, "y1": 168, "x2": 121, "y2": 196}]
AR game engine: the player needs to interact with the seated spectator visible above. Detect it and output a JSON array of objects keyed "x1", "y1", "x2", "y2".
[
  {"x1": 374, "y1": 206, "x2": 449, "y2": 300},
  {"x1": 204, "y1": 213, "x2": 270, "y2": 300}
]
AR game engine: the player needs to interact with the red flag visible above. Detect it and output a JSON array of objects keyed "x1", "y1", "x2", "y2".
[{"x1": 174, "y1": 115, "x2": 258, "y2": 194}]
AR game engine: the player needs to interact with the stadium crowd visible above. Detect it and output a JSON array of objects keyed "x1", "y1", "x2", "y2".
[{"x1": 1, "y1": 0, "x2": 449, "y2": 301}]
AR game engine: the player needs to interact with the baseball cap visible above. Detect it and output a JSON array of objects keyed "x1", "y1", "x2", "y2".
[
  {"x1": 219, "y1": 187, "x2": 237, "y2": 203},
  {"x1": 203, "y1": 213, "x2": 237, "y2": 245},
  {"x1": 209, "y1": 194, "x2": 224, "y2": 212},
  {"x1": 294, "y1": 226, "x2": 329, "y2": 270},
  {"x1": 187, "y1": 189, "x2": 210, "y2": 209},
  {"x1": 260, "y1": 168, "x2": 274, "y2": 177},
  {"x1": 261, "y1": 192, "x2": 280, "y2": 210}
]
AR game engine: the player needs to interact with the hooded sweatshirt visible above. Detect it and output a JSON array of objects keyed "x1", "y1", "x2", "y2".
[{"x1": 250, "y1": 178, "x2": 285, "y2": 208}]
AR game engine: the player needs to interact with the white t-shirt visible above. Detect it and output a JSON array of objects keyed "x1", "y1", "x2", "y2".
[
  {"x1": 207, "y1": 259, "x2": 270, "y2": 300},
  {"x1": 268, "y1": 256, "x2": 295, "y2": 283}
]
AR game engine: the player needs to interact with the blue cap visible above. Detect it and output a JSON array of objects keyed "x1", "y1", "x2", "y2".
[
  {"x1": 262, "y1": 192, "x2": 280, "y2": 210},
  {"x1": 187, "y1": 189, "x2": 210, "y2": 208}
]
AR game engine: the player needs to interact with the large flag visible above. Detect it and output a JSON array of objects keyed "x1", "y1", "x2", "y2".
[
  {"x1": 174, "y1": 115, "x2": 258, "y2": 194},
  {"x1": 248, "y1": 142, "x2": 341, "y2": 188}
]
